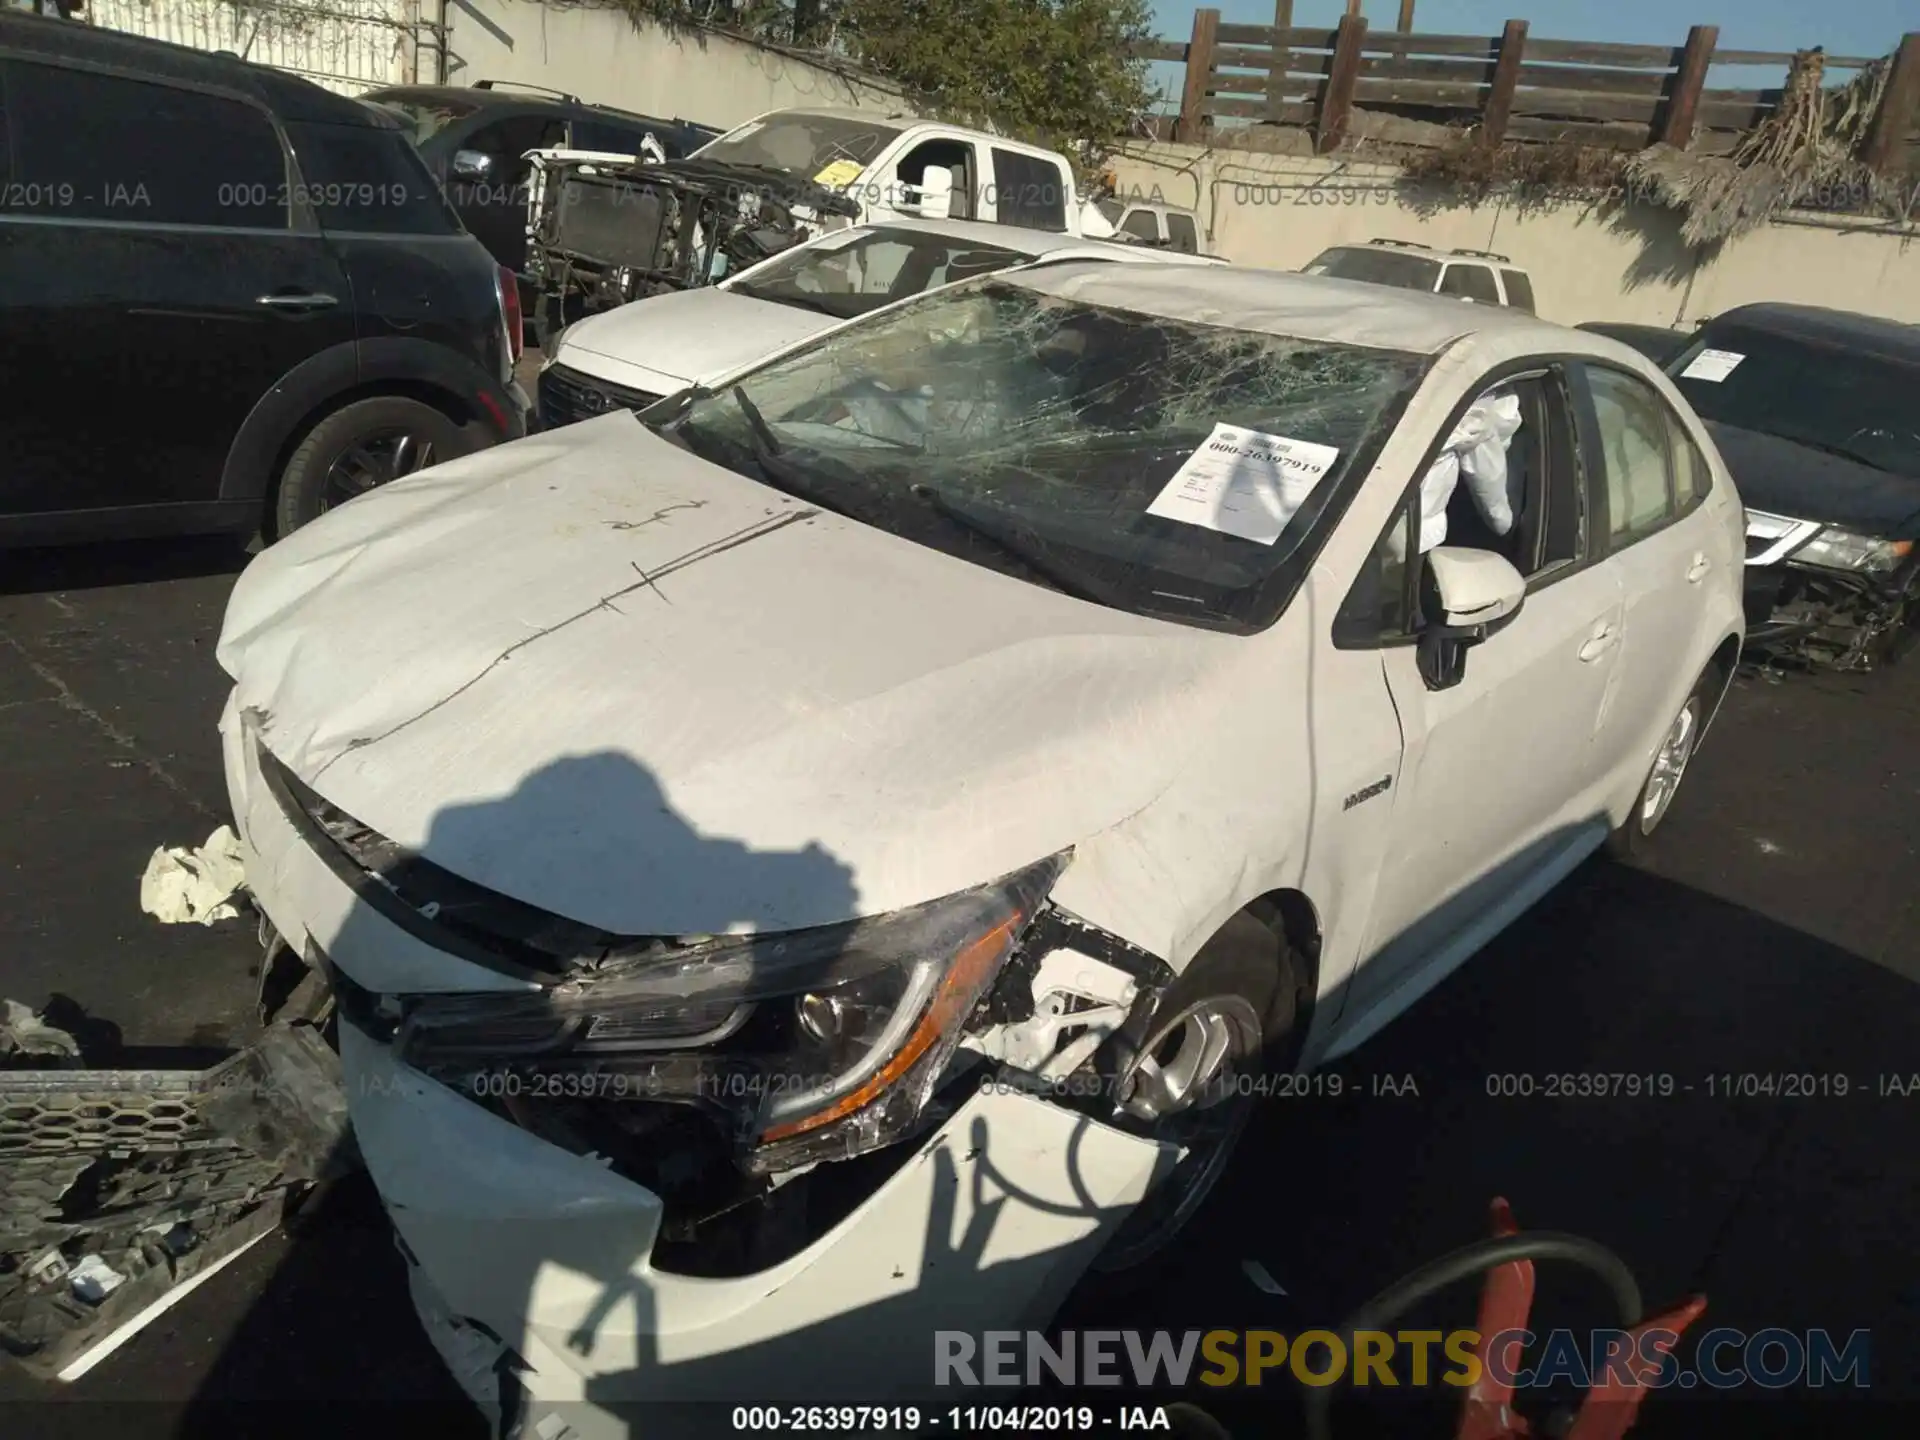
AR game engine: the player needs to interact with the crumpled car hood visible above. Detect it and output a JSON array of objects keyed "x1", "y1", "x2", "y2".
[
  {"x1": 218, "y1": 415, "x2": 1246, "y2": 936},
  {"x1": 559, "y1": 288, "x2": 835, "y2": 390}
]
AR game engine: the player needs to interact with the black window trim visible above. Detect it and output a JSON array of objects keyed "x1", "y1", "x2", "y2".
[
  {"x1": 1572, "y1": 359, "x2": 1695, "y2": 557},
  {"x1": 1332, "y1": 353, "x2": 1605, "y2": 652},
  {"x1": 0, "y1": 47, "x2": 315, "y2": 234}
]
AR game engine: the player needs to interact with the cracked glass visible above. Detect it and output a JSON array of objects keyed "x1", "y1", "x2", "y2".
[{"x1": 656, "y1": 275, "x2": 1429, "y2": 630}]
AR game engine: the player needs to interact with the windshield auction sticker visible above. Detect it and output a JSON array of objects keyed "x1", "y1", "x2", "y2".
[
  {"x1": 813, "y1": 159, "x2": 864, "y2": 188},
  {"x1": 1680, "y1": 348, "x2": 1745, "y2": 382},
  {"x1": 1146, "y1": 424, "x2": 1341, "y2": 546}
]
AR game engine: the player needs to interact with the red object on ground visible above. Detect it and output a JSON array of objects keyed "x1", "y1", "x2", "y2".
[{"x1": 1454, "y1": 1199, "x2": 1707, "y2": 1440}]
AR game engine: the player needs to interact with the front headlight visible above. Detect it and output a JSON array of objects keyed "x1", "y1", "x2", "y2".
[
  {"x1": 395, "y1": 853, "x2": 1067, "y2": 1174},
  {"x1": 1793, "y1": 527, "x2": 1914, "y2": 576}
]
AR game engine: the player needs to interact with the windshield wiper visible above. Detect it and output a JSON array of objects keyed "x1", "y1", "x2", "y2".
[{"x1": 907, "y1": 484, "x2": 1115, "y2": 606}]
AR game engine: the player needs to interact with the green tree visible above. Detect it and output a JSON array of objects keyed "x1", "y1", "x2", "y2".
[{"x1": 842, "y1": 0, "x2": 1154, "y2": 162}]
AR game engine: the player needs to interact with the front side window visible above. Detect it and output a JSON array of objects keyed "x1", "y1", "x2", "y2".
[
  {"x1": 3, "y1": 60, "x2": 285, "y2": 227},
  {"x1": 726, "y1": 228, "x2": 1022, "y2": 321},
  {"x1": 693, "y1": 115, "x2": 904, "y2": 180},
  {"x1": 1587, "y1": 366, "x2": 1675, "y2": 544},
  {"x1": 1305, "y1": 247, "x2": 1444, "y2": 292},
  {"x1": 1120, "y1": 208, "x2": 1160, "y2": 242},
  {"x1": 654, "y1": 276, "x2": 1429, "y2": 631},
  {"x1": 1669, "y1": 325, "x2": 1920, "y2": 481}
]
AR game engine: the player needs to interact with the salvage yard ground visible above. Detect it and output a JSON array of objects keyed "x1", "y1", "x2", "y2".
[{"x1": 2, "y1": 520, "x2": 1917, "y2": 1432}]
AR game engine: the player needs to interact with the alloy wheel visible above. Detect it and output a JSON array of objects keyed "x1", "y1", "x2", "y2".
[
  {"x1": 1639, "y1": 698, "x2": 1700, "y2": 836},
  {"x1": 321, "y1": 428, "x2": 437, "y2": 513}
]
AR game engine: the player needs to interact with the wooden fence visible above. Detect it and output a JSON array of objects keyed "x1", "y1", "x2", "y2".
[{"x1": 1134, "y1": 9, "x2": 1920, "y2": 164}]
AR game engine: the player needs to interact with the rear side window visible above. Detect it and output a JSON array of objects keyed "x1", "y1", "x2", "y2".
[
  {"x1": 1439, "y1": 263, "x2": 1501, "y2": 304},
  {"x1": 1165, "y1": 212, "x2": 1199, "y2": 253},
  {"x1": 1665, "y1": 409, "x2": 1714, "y2": 513},
  {"x1": 990, "y1": 148, "x2": 1067, "y2": 231},
  {"x1": 284, "y1": 120, "x2": 461, "y2": 234},
  {"x1": 1501, "y1": 269, "x2": 1536, "y2": 312},
  {"x1": 3, "y1": 59, "x2": 286, "y2": 227},
  {"x1": 1587, "y1": 366, "x2": 1676, "y2": 543}
]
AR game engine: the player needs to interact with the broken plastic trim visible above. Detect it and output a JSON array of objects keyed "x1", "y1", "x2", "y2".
[{"x1": 395, "y1": 854, "x2": 1068, "y2": 1172}]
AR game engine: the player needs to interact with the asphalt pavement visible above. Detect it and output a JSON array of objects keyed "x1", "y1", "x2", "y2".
[{"x1": 0, "y1": 525, "x2": 1915, "y2": 1437}]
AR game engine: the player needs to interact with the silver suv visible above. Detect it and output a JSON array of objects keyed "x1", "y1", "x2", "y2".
[{"x1": 1305, "y1": 238, "x2": 1536, "y2": 312}]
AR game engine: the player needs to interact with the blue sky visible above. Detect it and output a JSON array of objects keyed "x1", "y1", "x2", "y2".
[{"x1": 1143, "y1": 0, "x2": 1920, "y2": 106}]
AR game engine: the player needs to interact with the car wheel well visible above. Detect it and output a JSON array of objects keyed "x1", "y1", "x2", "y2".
[
  {"x1": 1232, "y1": 888, "x2": 1321, "y2": 1035},
  {"x1": 261, "y1": 380, "x2": 476, "y2": 541},
  {"x1": 1703, "y1": 633, "x2": 1741, "y2": 732}
]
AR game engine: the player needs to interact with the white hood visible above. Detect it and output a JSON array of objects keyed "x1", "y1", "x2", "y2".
[
  {"x1": 218, "y1": 416, "x2": 1248, "y2": 937},
  {"x1": 558, "y1": 288, "x2": 840, "y2": 391}
]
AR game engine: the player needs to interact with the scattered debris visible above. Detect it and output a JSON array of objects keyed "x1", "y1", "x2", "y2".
[
  {"x1": 138, "y1": 824, "x2": 249, "y2": 926},
  {"x1": 0, "y1": 1023, "x2": 358, "y2": 1379},
  {"x1": 0, "y1": 1000, "x2": 81, "y2": 1060}
]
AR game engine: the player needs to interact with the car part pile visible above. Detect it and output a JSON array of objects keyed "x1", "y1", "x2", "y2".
[
  {"x1": 0, "y1": 1014, "x2": 355, "y2": 1379},
  {"x1": 524, "y1": 154, "x2": 861, "y2": 345}
]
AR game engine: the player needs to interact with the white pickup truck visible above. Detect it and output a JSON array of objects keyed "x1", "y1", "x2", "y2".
[{"x1": 521, "y1": 106, "x2": 1111, "y2": 342}]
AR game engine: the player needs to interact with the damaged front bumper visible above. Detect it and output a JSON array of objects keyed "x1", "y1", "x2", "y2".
[
  {"x1": 1742, "y1": 511, "x2": 1919, "y2": 671},
  {"x1": 220, "y1": 698, "x2": 1178, "y2": 1430}
]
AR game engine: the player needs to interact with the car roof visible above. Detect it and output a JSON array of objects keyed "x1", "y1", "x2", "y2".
[
  {"x1": 363, "y1": 82, "x2": 684, "y2": 128},
  {"x1": 0, "y1": 10, "x2": 382, "y2": 126},
  {"x1": 1003, "y1": 261, "x2": 1576, "y2": 355},
  {"x1": 1319, "y1": 239, "x2": 1523, "y2": 270},
  {"x1": 1703, "y1": 302, "x2": 1920, "y2": 364},
  {"x1": 759, "y1": 104, "x2": 920, "y2": 125},
  {"x1": 842, "y1": 217, "x2": 1213, "y2": 261}
]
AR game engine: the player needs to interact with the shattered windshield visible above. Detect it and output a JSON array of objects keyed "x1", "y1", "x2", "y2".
[
  {"x1": 1305, "y1": 247, "x2": 1443, "y2": 291},
  {"x1": 1671, "y1": 327, "x2": 1920, "y2": 480},
  {"x1": 656, "y1": 276, "x2": 1429, "y2": 631},
  {"x1": 692, "y1": 115, "x2": 904, "y2": 181},
  {"x1": 726, "y1": 227, "x2": 1024, "y2": 321}
]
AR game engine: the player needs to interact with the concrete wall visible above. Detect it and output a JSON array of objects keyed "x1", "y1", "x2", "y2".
[
  {"x1": 444, "y1": 1, "x2": 908, "y2": 131},
  {"x1": 1107, "y1": 142, "x2": 1920, "y2": 328}
]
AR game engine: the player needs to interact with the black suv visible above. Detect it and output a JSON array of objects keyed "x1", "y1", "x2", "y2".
[
  {"x1": 361, "y1": 81, "x2": 718, "y2": 283},
  {"x1": 0, "y1": 14, "x2": 529, "y2": 546}
]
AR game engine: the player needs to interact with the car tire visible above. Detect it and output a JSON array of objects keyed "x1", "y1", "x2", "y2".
[
  {"x1": 272, "y1": 396, "x2": 469, "y2": 539},
  {"x1": 1077, "y1": 912, "x2": 1303, "y2": 1297},
  {"x1": 1606, "y1": 674, "x2": 1712, "y2": 861}
]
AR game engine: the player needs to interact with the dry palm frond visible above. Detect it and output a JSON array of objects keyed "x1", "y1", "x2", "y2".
[{"x1": 1625, "y1": 47, "x2": 1904, "y2": 245}]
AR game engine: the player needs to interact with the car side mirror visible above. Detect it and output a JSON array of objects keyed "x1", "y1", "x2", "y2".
[
  {"x1": 1416, "y1": 546, "x2": 1528, "y2": 692},
  {"x1": 911, "y1": 167, "x2": 954, "y2": 220},
  {"x1": 451, "y1": 149, "x2": 494, "y2": 180}
]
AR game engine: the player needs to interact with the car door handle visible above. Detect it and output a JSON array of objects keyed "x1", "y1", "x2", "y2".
[
  {"x1": 1687, "y1": 553, "x2": 1712, "y2": 583},
  {"x1": 1578, "y1": 621, "x2": 1619, "y2": 663},
  {"x1": 256, "y1": 291, "x2": 338, "y2": 311}
]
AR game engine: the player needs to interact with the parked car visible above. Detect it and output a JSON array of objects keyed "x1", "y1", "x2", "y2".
[
  {"x1": 214, "y1": 264, "x2": 1743, "y2": 1431},
  {"x1": 361, "y1": 79, "x2": 716, "y2": 284},
  {"x1": 519, "y1": 106, "x2": 1111, "y2": 339},
  {"x1": 0, "y1": 13, "x2": 529, "y2": 546},
  {"x1": 1664, "y1": 303, "x2": 1920, "y2": 671},
  {"x1": 1304, "y1": 239, "x2": 1537, "y2": 312},
  {"x1": 1577, "y1": 320, "x2": 1695, "y2": 367},
  {"x1": 1098, "y1": 196, "x2": 1206, "y2": 253},
  {"x1": 538, "y1": 216, "x2": 1225, "y2": 427}
]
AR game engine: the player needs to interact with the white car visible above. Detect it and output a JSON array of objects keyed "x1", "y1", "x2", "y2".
[
  {"x1": 214, "y1": 265, "x2": 1745, "y2": 1436},
  {"x1": 537, "y1": 216, "x2": 1222, "y2": 423}
]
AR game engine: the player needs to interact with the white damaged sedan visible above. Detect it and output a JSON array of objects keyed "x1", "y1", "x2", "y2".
[{"x1": 215, "y1": 263, "x2": 1745, "y2": 1434}]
